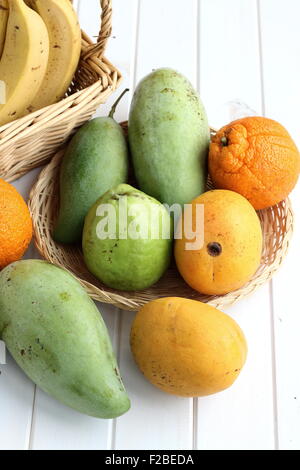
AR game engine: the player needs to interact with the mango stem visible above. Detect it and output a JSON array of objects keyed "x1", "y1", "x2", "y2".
[{"x1": 109, "y1": 88, "x2": 130, "y2": 119}]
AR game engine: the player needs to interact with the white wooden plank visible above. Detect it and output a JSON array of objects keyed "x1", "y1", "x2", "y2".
[
  {"x1": 259, "y1": 0, "x2": 300, "y2": 450},
  {"x1": 0, "y1": 168, "x2": 41, "y2": 450},
  {"x1": 114, "y1": 0, "x2": 198, "y2": 451},
  {"x1": 115, "y1": 312, "x2": 194, "y2": 450},
  {"x1": 197, "y1": 290, "x2": 275, "y2": 450},
  {"x1": 72, "y1": 0, "x2": 80, "y2": 13},
  {"x1": 135, "y1": 0, "x2": 199, "y2": 87},
  {"x1": 0, "y1": 354, "x2": 35, "y2": 450},
  {"x1": 200, "y1": 0, "x2": 262, "y2": 129},
  {"x1": 77, "y1": 0, "x2": 100, "y2": 42},
  {"x1": 196, "y1": 0, "x2": 275, "y2": 450},
  {"x1": 30, "y1": 304, "x2": 119, "y2": 450},
  {"x1": 28, "y1": 0, "x2": 136, "y2": 450},
  {"x1": 1, "y1": 0, "x2": 299, "y2": 451},
  {"x1": 78, "y1": 0, "x2": 139, "y2": 121},
  {"x1": 97, "y1": 0, "x2": 141, "y2": 120}
]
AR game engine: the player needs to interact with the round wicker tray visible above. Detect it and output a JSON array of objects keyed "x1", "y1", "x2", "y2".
[
  {"x1": 0, "y1": 0, "x2": 121, "y2": 183},
  {"x1": 28, "y1": 124, "x2": 294, "y2": 311}
]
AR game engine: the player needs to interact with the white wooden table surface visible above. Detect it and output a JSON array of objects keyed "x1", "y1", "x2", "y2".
[{"x1": 0, "y1": 0, "x2": 299, "y2": 451}]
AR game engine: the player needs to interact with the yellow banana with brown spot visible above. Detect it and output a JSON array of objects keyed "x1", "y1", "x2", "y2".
[
  {"x1": 0, "y1": 0, "x2": 9, "y2": 58},
  {"x1": 0, "y1": 0, "x2": 49, "y2": 126},
  {"x1": 26, "y1": 0, "x2": 81, "y2": 112}
]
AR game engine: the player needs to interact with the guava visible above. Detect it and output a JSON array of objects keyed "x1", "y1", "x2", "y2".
[{"x1": 82, "y1": 184, "x2": 173, "y2": 291}]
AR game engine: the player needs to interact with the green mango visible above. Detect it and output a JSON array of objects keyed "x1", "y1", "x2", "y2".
[
  {"x1": 82, "y1": 184, "x2": 172, "y2": 291},
  {"x1": 54, "y1": 90, "x2": 129, "y2": 244},
  {"x1": 0, "y1": 260, "x2": 130, "y2": 419},
  {"x1": 128, "y1": 68, "x2": 210, "y2": 207}
]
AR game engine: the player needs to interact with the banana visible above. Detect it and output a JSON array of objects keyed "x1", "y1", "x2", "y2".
[
  {"x1": 0, "y1": 0, "x2": 49, "y2": 126},
  {"x1": 0, "y1": 0, "x2": 8, "y2": 58},
  {"x1": 26, "y1": 0, "x2": 81, "y2": 112}
]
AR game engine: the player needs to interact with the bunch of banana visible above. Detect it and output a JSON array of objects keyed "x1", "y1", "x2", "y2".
[{"x1": 0, "y1": 0, "x2": 81, "y2": 127}]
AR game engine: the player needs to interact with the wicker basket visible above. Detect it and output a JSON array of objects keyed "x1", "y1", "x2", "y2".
[
  {"x1": 28, "y1": 122, "x2": 294, "y2": 311},
  {"x1": 0, "y1": 0, "x2": 121, "y2": 183}
]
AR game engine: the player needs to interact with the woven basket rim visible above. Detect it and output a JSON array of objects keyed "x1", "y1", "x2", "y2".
[
  {"x1": 0, "y1": 0, "x2": 122, "y2": 183},
  {"x1": 28, "y1": 122, "x2": 294, "y2": 311},
  {"x1": 0, "y1": 0, "x2": 114, "y2": 134},
  {"x1": 0, "y1": 81, "x2": 114, "y2": 144}
]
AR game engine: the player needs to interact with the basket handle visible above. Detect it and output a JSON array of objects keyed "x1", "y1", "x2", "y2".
[{"x1": 83, "y1": 0, "x2": 113, "y2": 60}]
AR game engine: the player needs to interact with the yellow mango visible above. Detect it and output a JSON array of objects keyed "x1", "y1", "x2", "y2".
[{"x1": 130, "y1": 297, "x2": 247, "y2": 397}]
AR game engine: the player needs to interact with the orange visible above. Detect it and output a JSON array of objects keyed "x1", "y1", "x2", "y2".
[
  {"x1": 174, "y1": 190, "x2": 262, "y2": 295},
  {"x1": 0, "y1": 179, "x2": 32, "y2": 269},
  {"x1": 209, "y1": 116, "x2": 300, "y2": 209}
]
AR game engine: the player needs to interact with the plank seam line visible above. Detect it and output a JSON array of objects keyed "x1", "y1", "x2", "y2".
[
  {"x1": 269, "y1": 281, "x2": 280, "y2": 450},
  {"x1": 257, "y1": 0, "x2": 279, "y2": 450},
  {"x1": 74, "y1": 0, "x2": 81, "y2": 16},
  {"x1": 196, "y1": 0, "x2": 201, "y2": 93},
  {"x1": 110, "y1": 0, "x2": 141, "y2": 449},
  {"x1": 192, "y1": 398, "x2": 198, "y2": 450},
  {"x1": 132, "y1": 0, "x2": 142, "y2": 91},
  {"x1": 193, "y1": 0, "x2": 201, "y2": 449},
  {"x1": 27, "y1": 385, "x2": 37, "y2": 450},
  {"x1": 256, "y1": 0, "x2": 266, "y2": 118},
  {"x1": 108, "y1": 309, "x2": 123, "y2": 450}
]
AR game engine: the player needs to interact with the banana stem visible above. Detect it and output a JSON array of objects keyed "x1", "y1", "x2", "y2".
[{"x1": 109, "y1": 88, "x2": 129, "y2": 119}]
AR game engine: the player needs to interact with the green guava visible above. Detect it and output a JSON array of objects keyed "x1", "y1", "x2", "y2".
[{"x1": 82, "y1": 184, "x2": 173, "y2": 291}]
